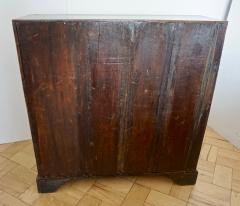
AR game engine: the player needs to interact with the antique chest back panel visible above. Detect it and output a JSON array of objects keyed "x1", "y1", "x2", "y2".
[{"x1": 13, "y1": 15, "x2": 227, "y2": 192}]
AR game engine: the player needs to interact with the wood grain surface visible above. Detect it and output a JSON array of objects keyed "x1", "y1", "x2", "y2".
[{"x1": 13, "y1": 18, "x2": 227, "y2": 192}]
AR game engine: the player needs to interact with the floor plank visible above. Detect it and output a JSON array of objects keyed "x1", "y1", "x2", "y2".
[
  {"x1": 136, "y1": 176, "x2": 173, "y2": 194},
  {"x1": 0, "y1": 190, "x2": 28, "y2": 206},
  {"x1": 213, "y1": 165, "x2": 232, "y2": 189},
  {"x1": 77, "y1": 194, "x2": 101, "y2": 206},
  {"x1": 231, "y1": 191, "x2": 240, "y2": 206},
  {"x1": 122, "y1": 184, "x2": 150, "y2": 206},
  {"x1": 170, "y1": 184, "x2": 193, "y2": 201},
  {"x1": 189, "y1": 181, "x2": 231, "y2": 206},
  {"x1": 207, "y1": 146, "x2": 218, "y2": 163},
  {"x1": 146, "y1": 190, "x2": 186, "y2": 206}
]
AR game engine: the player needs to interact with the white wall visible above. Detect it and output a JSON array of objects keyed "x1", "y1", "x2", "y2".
[
  {"x1": 0, "y1": 0, "x2": 231, "y2": 143},
  {"x1": 208, "y1": 0, "x2": 240, "y2": 148}
]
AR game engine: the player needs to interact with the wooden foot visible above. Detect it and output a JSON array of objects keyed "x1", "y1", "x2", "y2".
[
  {"x1": 170, "y1": 170, "x2": 198, "y2": 185},
  {"x1": 36, "y1": 176, "x2": 70, "y2": 193}
]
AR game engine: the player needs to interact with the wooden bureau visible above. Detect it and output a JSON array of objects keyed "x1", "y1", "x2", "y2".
[{"x1": 13, "y1": 15, "x2": 227, "y2": 193}]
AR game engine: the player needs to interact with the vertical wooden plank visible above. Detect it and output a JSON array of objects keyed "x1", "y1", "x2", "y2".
[
  {"x1": 186, "y1": 22, "x2": 227, "y2": 171},
  {"x1": 70, "y1": 21, "x2": 93, "y2": 175},
  {"x1": 152, "y1": 23, "x2": 216, "y2": 171},
  {"x1": 86, "y1": 21, "x2": 132, "y2": 175},
  {"x1": 15, "y1": 22, "x2": 82, "y2": 177},
  {"x1": 123, "y1": 22, "x2": 174, "y2": 173}
]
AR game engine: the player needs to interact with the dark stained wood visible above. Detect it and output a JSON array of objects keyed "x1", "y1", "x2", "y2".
[{"x1": 13, "y1": 16, "x2": 227, "y2": 193}]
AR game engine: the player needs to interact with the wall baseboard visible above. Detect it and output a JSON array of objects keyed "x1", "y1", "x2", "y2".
[{"x1": 0, "y1": 136, "x2": 31, "y2": 144}]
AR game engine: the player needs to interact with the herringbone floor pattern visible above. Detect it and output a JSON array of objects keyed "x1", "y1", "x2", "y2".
[{"x1": 0, "y1": 127, "x2": 239, "y2": 206}]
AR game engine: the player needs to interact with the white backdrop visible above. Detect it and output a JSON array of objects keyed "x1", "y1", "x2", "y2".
[
  {"x1": 208, "y1": 0, "x2": 240, "y2": 148},
  {"x1": 0, "y1": 0, "x2": 232, "y2": 143}
]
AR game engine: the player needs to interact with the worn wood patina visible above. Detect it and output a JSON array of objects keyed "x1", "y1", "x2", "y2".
[{"x1": 13, "y1": 15, "x2": 227, "y2": 193}]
